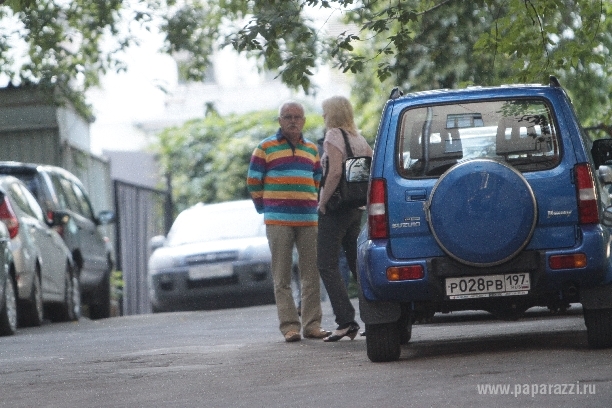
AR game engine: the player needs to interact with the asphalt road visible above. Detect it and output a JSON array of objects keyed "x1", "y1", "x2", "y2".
[{"x1": 1, "y1": 300, "x2": 611, "y2": 408}]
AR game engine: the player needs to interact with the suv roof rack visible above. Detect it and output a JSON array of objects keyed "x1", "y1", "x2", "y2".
[
  {"x1": 389, "y1": 87, "x2": 403, "y2": 100},
  {"x1": 549, "y1": 75, "x2": 561, "y2": 88}
]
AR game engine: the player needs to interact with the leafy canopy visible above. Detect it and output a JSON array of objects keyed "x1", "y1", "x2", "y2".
[
  {"x1": 0, "y1": 0, "x2": 160, "y2": 117},
  {"x1": 1, "y1": 1, "x2": 610, "y2": 124},
  {"x1": 350, "y1": 1, "x2": 612, "y2": 136}
]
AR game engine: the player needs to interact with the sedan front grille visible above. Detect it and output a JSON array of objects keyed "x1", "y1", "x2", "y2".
[
  {"x1": 185, "y1": 251, "x2": 238, "y2": 266},
  {"x1": 186, "y1": 276, "x2": 238, "y2": 289}
]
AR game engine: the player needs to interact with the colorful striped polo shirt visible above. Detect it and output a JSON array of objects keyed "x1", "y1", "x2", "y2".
[{"x1": 247, "y1": 130, "x2": 322, "y2": 226}]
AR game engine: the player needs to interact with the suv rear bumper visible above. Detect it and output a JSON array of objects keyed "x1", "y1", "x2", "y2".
[{"x1": 358, "y1": 226, "x2": 612, "y2": 315}]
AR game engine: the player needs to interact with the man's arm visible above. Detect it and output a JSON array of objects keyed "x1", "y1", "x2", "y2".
[{"x1": 247, "y1": 146, "x2": 266, "y2": 213}]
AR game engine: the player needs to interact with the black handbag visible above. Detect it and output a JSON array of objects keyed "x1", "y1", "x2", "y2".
[{"x1": 323, "y1": 129, "x2": 371, "y2": 213}]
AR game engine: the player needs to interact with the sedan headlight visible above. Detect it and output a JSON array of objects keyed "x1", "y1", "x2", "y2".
[
  {"x1": 243, "y1": 241, "x2": 271, "y2": 263},
  {"x1": 148, "y1": 252, "x2": 179, "y2": 272}
]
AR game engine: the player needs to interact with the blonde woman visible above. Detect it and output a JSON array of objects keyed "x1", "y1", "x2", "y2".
[{"x1": 318, "y1": 96, "x2": 373, "y2": 342}]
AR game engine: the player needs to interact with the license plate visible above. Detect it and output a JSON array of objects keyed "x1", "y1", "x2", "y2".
[
  {"x1": 445, "y1": 273, "x2": 530, "y2": 299},
  {"x1": 188, "y1": 262, "x2": 233, "y2": 280}
]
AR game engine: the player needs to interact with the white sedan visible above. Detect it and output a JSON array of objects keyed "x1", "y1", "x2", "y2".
[{"x1": 147, "y1": 200, "x2": 275, "y2": 312}]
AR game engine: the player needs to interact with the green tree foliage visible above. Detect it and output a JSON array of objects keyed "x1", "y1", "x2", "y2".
[
  {"x1": 477, "y1": 0, "x2": 612, "y2": 127},
  {"x1": 348, "y1": 1, "x2": 612, "y2": 133},
  {"x1": 0, "y1": 0, "x2": 159, "y2": 117},
  {"x1": 349, "y1": 1, "x2": 516, "y2": 142},
  {"x1": 2, "y1": 1, "x2": 610, "y2": 125},
  {"x1": 155, "y1": 1, "x2": 611, "y2": 123},
  {"x1": 154, "y1": 109, "x2": 323, "y2": 212}
]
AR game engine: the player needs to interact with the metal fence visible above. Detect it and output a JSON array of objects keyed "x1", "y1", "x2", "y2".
[{"x1": 114, "y1": 180, "x2": 171, "y2": 315}]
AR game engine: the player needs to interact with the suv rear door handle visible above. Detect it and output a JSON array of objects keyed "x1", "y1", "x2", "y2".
[{"x1": 406, "y1": 189, "x2": 427, "y2": 201}]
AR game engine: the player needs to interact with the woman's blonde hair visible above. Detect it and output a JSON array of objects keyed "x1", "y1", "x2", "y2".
[{"x1": 322, "y1": 95, "x2": 359, "y2": 135}]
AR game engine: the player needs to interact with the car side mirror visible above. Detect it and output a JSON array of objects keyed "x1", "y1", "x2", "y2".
[
  {"x1": 591, "y1": 139, "x2": 612, "y2": 169},
  {"x1": 345, "y1": 156, "x2": 372, "y2": 183},
  {"x1": 598, "y1": 165, "x2": 612, "y2": 185},
  {"x1": 46, "y1": 210, "x2": 71, "y2": 227},
  {"x1": 149, "y1": 235, "x2": 166, "y2": 252},
  {"x1": 603, "y1": 206, "x2": 612, "y2": 226},
  {"x1": 97, "y1": 210, "x2": 116, "y2": 225}
]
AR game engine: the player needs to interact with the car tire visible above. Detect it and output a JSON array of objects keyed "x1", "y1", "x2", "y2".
[
  {"x1": 366, "y1": 322, "x2": 401, "y2": 362},
  {"x1": 19, "y1": 272, "x2": 44, "y2": 327},
  {"x1": 584, "y1": 308, "x2": 612, "y2": 349},
  {"x1": 0, "y1": 276, "x2": 17, "y2": 336},
  {"x1": 89, "y1": 270, "x2": 111, "y2": 319},
  {"x1": 69, "y1": 271, "x2": 81, "y2": 321},
  {"x1": 49, "y1": 264, "x2": 81, "y2": 322}
]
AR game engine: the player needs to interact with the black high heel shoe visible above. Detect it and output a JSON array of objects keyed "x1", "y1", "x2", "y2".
[{"x1": 323, "y1": 323, "x2": 360, "y2": 342}]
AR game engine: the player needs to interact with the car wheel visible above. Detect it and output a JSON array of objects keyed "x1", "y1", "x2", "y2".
[
  {"x1": 69, "y1": 272, "x2": 81, "y2": 320},
  {"x1": 0, "y1": 276, "x2": 17, "y2": 336},
  {"x1": 19, "y1": 272, "x2": 44, "y2": 327},
  {"x1": 89, "y1": 270, "x2": 111, "y2": 319},
  {"x1": 584, "y1": 308, "x2": 612, "y2": 349},
  {"x1": 50, "y1": 264, "x2": 81, "y2": 322},
  {"x1": 427, "y1": 159, "x2": 537, "y2": 266},
  {"x1": 366, "y1": 322, "x2": 401, "y2": 362}
]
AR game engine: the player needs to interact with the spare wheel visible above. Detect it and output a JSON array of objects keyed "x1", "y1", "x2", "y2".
[{"x1": 425, "y1": 159, "x2": 537, "y2": 267}]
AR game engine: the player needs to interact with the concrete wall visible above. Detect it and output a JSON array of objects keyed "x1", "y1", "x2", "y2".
[{"x1": 0, "y1": 85, "x2": 115, "y2": 245}]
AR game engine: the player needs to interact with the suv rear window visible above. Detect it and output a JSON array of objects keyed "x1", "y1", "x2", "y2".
[{"x1": 397, "y1": 99, "x2": 560, "y2": 178}]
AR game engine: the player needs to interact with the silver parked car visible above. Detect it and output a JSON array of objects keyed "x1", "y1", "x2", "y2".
[
  {"x1": 148, "y1": 200, "x2": 275, "y2": 312},
  {"x1": 0, "y1": 221, "x2": 17, "y2": 335},
  {"x1": 0, "y1": 162, "x2": 115, "y2": 319},
  {"x1": 0, "y1": 176, "x2": 79, "y2": 326}
]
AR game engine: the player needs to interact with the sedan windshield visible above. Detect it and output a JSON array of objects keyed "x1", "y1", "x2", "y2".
[{"x1": 166, "y1": 205, "x2": 265, "y2": 246}]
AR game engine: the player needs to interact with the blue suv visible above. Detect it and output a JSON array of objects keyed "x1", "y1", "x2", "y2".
[{"x1": 357, "y1": 78, "x2": 612, "y2": 362}]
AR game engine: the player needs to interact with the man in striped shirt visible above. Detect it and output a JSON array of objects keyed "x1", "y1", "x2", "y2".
[{"x1": 247, "y1": 101, "x2": 330, "y2": 342}]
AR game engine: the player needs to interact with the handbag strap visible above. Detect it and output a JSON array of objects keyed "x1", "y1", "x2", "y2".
[
  {"x1": 321, "y1": 128, "x2": 353, "y2": 187},
  {"x1": 339, "y1": 128, "x2": 355, "y2": 158}
]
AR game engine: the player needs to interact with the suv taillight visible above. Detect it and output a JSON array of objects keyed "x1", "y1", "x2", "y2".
[
  {"x1": 0, "y1": 196, "x2": 19, "y2": 239},
  {"x1": 574, "y1": 163, "x2": 599, "y2": 224},
  {"x1": 368, "y1": 178, "x2": 388, "y2": 240}
]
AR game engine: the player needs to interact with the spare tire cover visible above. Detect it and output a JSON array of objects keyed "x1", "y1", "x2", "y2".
[{"x1": 426, "y1": 159, "x2": 537, "y2": 267}]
